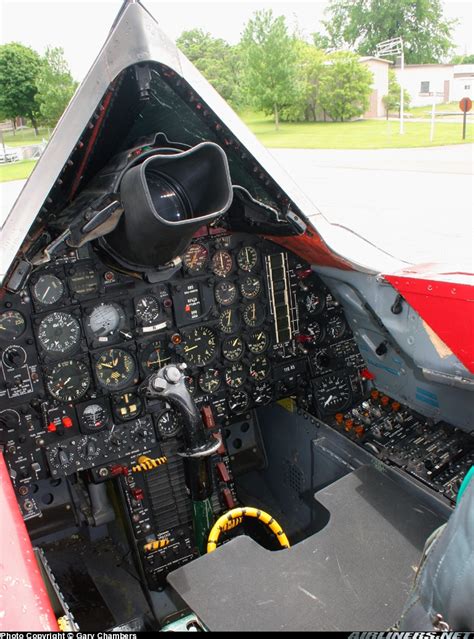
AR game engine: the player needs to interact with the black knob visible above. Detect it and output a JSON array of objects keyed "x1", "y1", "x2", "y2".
[{"x1": 3, "y1": 347, "x2": 25, "y2": 369}]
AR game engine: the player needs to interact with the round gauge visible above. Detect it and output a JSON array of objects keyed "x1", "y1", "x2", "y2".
[
  {"x1": 81, "y1": 404, "x2": 108, "y2": 432},
  {"x1": 140, "y1": 339, "x2": 173, "y2": 373},
  {"x1": 112, "y1": 391, "x2": 142, "y2": 421},
  {"x1": 307, "y1": 320, "x2": 325, "y2": 344},
  {"x1": 215, "y1": 281, "x2": 237, "y2": 306},
  {"x1": 0, "y1": 310, "x2": 26, "y2": 340},
  {"x1": 218, "y1": 308, "x2": 240, "y2": 334},
  {"x1": 243, "y1": 302, "x2": 265, "y2": 328},
  {"x1": 183, "y1": 244, "x2": 208, "y2": 273},
  {"x1": 38, "y1": 312, "x2": 81, "y2": 355},
  {"x1": 302, "y1": 288, "x2": 325, "y2": 315},
  {"x1": 240, "y1": 275, "x2": 261, "y2": 299},
  {"x1": 68, "y1": 266, "x2": 99, "y2": 296},
  {"x1": 316, "y1": 374, "x2": 352, "y2": 413},
  {"x1": 327, "y1": 315, "x2": 346, "y2": 341},
  {"x1": 225, "y1": 362, "x2": 246, "y2": 389},
  {"x1": 182, "y1": 326, "x2": 218, "y2": 366},
  {"x1": 95, "y1": 348, "x2": 137, "y2": 391},
  {"x1": 247, "y1": 330, "x2": 268, "y2": 354},
  {"x1": 237, "y1": 246, "x2": 258, "y2": 272},
  {"x1": 198, "y1": 368, "x2": 221, "y2": 394},
  {"x1": 86, "y1": 302, "x2": 126, "y2": 341},
  {"x1": 249, "y1": 356, "x2": 270, "y2": 382},
  {"x1": 211, "y1": 250, "x2": 233, "y2": 277},
  {"x1": 32, "y1": 274, "x2": 64, "y2": 306},
  {"x1": 222, "y1": 336, "x2": 244, "y2": 361},
  {"x1": 228, "y1": 390, "x2": 249, "y2": 415},
  {"x1": 156, "y1": 411, "x2": 181, "y2": 438},
  {"x1": 46, "y1": 360, "x2": 90, "y2": 402},
  {"x1": 253, "y1": 383, "x2": 273, "y2": 405},
  {"x1": 135, "y1": 295, "x2": 161, "y2": 325}
]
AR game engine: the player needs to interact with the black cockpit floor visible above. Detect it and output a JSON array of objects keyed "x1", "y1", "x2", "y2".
[{"x1": 167, "y1": 465, "x2": 446, "y2": 631}]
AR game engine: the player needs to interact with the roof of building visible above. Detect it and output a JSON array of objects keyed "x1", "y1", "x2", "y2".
[{"x1": 359, "y1": 56, "x2": 393, "y2": 65}]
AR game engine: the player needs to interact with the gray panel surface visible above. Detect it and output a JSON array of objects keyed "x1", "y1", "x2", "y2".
[{"x1": 167, "y1": 465, "x2": 446, "y2": 631}]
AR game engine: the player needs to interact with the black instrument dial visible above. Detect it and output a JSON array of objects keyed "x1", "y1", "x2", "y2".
[
  {"x1": 32, "y1": 274, "x2": 64, "y2": 305},
  {"x1": 181, "y1": 326, "x2": 218, "y2": 366},
  {"x1": 211, "y1": 250, "x2": 233, "y2": 277},
  {"x1": 38, "y1": 312, "x2": 80, "y2": 355},
  {"x1": 95, "y1": 348, "x2": 137, "y2": 391},
  {"x1": 81, "y1": 404, "x2": 108, "y2": 432},
  {"x1": 215, "y1": 281, "x2": 237, "y2": 306},
  {"x1": 249, "y1": 355, "x2": 270, "y2": 381},
  {"x1": 156, "y1": 411, "x2": 181, "y2": 438},
  {"x1": 222, "y1": 336, "x2": 244, "y2": 361},
  {"x1": 225, "y1": 362, "x2": 246, "y2": 389},
  {"x1": 228, "y1": 390, "x2": 249, "y2": 415},
  {"x1": 183, "y1": 244, "x2": 208, "y2": 273},
  {"x1": 327, "y1": 315, "x2": 346, "y2": 340},
  {"x1": 301, "y1": 287, "x2": 325, "y2": 315},
  {"x1": 218, "y1": 308, "x2": 240, "y2": 334},
  {"x1": 307, "y1": 320, "x2": 325, "y2": 344},
  {"x1": 240, "y1": 275, "x2": 261, "y2": 299},
  {"x1": 86, "y1": 302, "x2": 126, "y2": 341},
  {"x1": 253, "y1": 383, "x2": 273, "y2": 405},
  {"x1": 68, "y1": 266, "x2": 99, "y2": 296},
  {"x1": 237, "y1": 246, "x2": 258, "y2": 272},
  {"x1": 140, "y1": 339, "x2": 173, "y2": 373},
  {"x1": 247, "y1": 330, "x2": 268, "y2": 354},
  {"x1": 46, "y1": 360, "x2": 90, "y2": 402},
  {"x1": 198, "y1": 368, "x2": 221, "y2": 393},
  {"x1": 135, "y1": 295, "x2": 161, "y2": 325},
  {"x1": 0, "y1": 310, "x2": 25, "y2": 340},
  {"x1": 316, "y1": 374, "x2": 352, "y2": 413},
  {"x1": 112, "y1": 391, "x2": 142, "y2": 421},
  {"x1": 243, "y1": 302, "x2": 265, "y2": 327}
]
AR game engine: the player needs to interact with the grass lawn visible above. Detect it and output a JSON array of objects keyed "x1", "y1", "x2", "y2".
[
  {"x1": 1, "y1": 127, "x2": 51, "y2": 147},
  {"x1": 0, "y1": 159, "x2": 37, "y2": 183},
  {"x1": 241, "y1": 110, "x2": 473, "y2": 149},
  {"x1": 406, "y1": 101, "x2": 469, "y2": 118}
]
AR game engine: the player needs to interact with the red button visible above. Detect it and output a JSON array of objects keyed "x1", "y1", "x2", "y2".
[
  {"x1": 222, "y1": 488, "x2": 235, "y2": 509},
  {"x1": 132, "y1": 488, "x2": 145, "y2": 501},
  {"x1": 47, "y1": 422, "x2": 57, "y2": 432},
  {"x1": 62, "y1": 416, "x2": 73, "y2": 428},
  {"x1": 216, "y1": 461, "x2": 230, "y2": 483}
]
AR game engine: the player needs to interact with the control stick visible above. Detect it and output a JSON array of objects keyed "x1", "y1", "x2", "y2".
[{"x1": 142, "y1": 363, "x2": 220, "y2": 554}]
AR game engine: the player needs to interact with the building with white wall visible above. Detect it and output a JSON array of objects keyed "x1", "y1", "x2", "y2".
[
  {"x1": 359, "y1": 57, "x2": 392, "y2": 118},
  {"x1": 393, "y1": 63, "x2": 474, "y2": 107}
]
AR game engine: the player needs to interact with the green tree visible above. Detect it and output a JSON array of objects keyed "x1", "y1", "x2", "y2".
[
  {"x1": 451, "y1": 53, "x2": 474, "y2": 64},
  {"x1": 312, "y1": 32, "x2": 331, "y2": 52},
  {"x1": 35, "y1": 47, "x2": 77, "y2": 127},
  {"x1": 323, "y1": 0, "x2": 456, "y2": 64},
  {"x1": 0, "y1": 43, "x2": 43, "y2": 133},
  {"x1": 177, "y1": 29, "x2": 241, "y2": 106},
  {"x1": 240, "y1": 9, "x2": 299, "y2": 129},
  {"x1": 319, "y1": 51, "x2": 373, "y2": 121},
  {"x1": 382, "y1": 69, "x2": 410, "y2": 119},
  {"x1": 281, "y1": 42, "x2": 327, "y2": 122}
]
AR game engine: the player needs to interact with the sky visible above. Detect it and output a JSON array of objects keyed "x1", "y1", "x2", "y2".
[{"x1": 1, "y1": 0, "x2": 473, "y2": 81}]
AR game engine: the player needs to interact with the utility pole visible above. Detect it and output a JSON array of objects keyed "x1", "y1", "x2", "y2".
[{"x1": 376, "y1": 37, "x2": 405, "y2": 135}]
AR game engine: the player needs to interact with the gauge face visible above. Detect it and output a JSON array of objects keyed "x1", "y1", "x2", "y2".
[
  {"x1": 140, "y1": 339, "x2": 173, "y2": 373},
  {"x1": 38, "y1": 312, "x2": 81, "y2": 355},
  {"x1": 247, "y1": 330, "x2": 268, "y2": 354},
  {"x1": 0, "y1": 310, "x2": 26, "y2": 340},
  {"x1": 211, "y1": 250, "x2": 233, "y2": 277},
  {"x1": 46, "y1": 360, "x2": 90, "y2": 402},
  {"x1": 253, "y1": 383, "x2": 273, "y2": 405},
  {"x1": 182, "y1": 326, "x2": 218, "y2": 366},
  {"x1": 302, "y1": 289, "x2": 325, "y2": 315},
  {"x1": 112, "y1": 391, "x2": 141, "y2": 421},
  {"x1": 240, "y1": 275, "x2": 261, "y2": 299},
  {"x1": 69, "y1": 266, "x2": 99, "y2": 296},
  {"x1": 327, "y1": 315, "x2": 346, "y2": 340},
  {"x1": 198, "y1": 368, "x2": 221, "y2": 394},
  {"x1": 316, "y1": 374, "x2": 352, "y2": 413},
  {"x1": 95, "y1": 348, "x2": 137, "y2": 391},
  {"x1": 237, "y1": 246, "x2": 258, "y2": 272},
  {"x1": 156, "y1": 411, "x2": 181, "y2": 438},
  {"x1": 228, "y1": 390, "x2": 249, "y2": 415},
  {"x1": 218, "y1": 308, "x2": 240, "y2": 334},
  {"x1": 249, "y1": 356, "x2": 270, "y2": 382},
  {"x1": 135, "y1": 295, "x2": 161, "y2": 325},
  {"x1": 225, "y1": 362, "x2": 245, "y2": 389},
  {"x1": 183, "y1": 244, "x2": 208, "y2": 273},
  {"x1": 32, "y1": 274, "x2": 64, "y2": 306},
  {"x1": 81, "y1": 404, "x2": 108, "y2": 432},
  {"x1": 86, "y1": 302, "x2": 125, "y2": 341},
  {"x1": 307, "y1": 320, "x2": 325, "y2": 344},
  {"x1": 215, "y1": 281, "x2": 237, "y2": 306},
  {"x1": 222, "y1": 336, "x2": 244, "y2": 361},
  {"x1": 243, "y1": 302, "x2": 265, "y2": 328}
]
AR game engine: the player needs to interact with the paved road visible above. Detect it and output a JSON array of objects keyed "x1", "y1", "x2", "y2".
[{"x1": 1, "y1": 144, "x2": 473, "y2": 270}]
